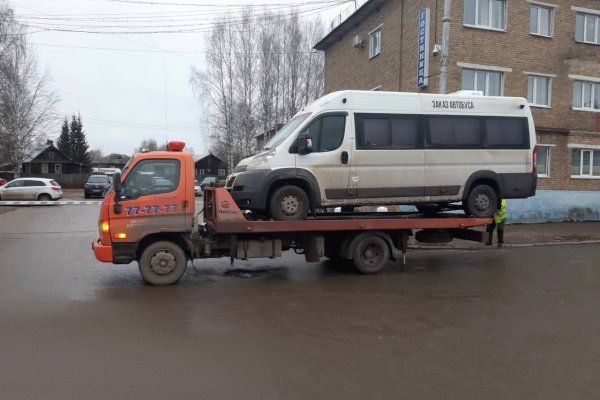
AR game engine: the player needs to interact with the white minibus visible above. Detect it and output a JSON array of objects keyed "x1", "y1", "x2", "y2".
[{"x1": 225, "y1": 90, "x2": 537, "y2": 220}]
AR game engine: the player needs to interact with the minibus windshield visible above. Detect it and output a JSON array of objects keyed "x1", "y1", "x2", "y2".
[{"x1": 263, "y1": 113, "x2": 310, "y2": 150}]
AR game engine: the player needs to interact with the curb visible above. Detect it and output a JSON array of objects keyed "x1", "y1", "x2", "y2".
[
  {"x1": 410, "y1": 239, "x2": 600, "y2": 251},
  {"x1": 0, "y1": 200, "x2": 101, "y2": 206}
]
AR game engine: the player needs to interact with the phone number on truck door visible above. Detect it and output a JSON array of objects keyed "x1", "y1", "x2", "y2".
[{"x1": 125, "y1": 204, "x2": 178, "y2": 216}]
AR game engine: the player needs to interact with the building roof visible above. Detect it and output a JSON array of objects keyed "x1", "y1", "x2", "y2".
[
  {"x1": 96, "y1": 153, "x2": 130, "y2": 164},
  {"x1": 194, "y1": 153, "x2": 224, "y2": 163},
  {"x1": 23, "y1": 142, "x2": 73, "y2": 164},
  {"x1": 313, "y1": 0, "x2": 388, "y2": 51}
]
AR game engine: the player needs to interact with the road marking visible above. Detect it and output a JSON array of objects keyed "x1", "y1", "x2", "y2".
[{"x1": 0, "y1": 200, "x2": 101, "y2": 206}]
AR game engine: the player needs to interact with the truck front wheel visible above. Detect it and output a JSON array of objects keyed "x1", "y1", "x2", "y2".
[{"x1": 138, "y1": 241, "x2": 187, "y2": 285}]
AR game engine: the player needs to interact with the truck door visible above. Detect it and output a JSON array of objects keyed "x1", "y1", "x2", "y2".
[
  {"x1": 108, "y1": 157, "x2": 187, "y2": 241},
  {"x1": 294, "y1": 113, "x2": 355, "y2": 204}
]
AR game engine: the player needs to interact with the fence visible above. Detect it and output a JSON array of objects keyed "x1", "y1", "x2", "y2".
[{"x1": 28, "y1": 173, "x2": 89, "y2": 188}]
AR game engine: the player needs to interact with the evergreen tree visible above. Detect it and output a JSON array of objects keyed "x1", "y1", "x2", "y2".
[
  {"x1": 70, "y1": 113, "x2": 91, "y2": 166},
  {"x1": 56, "y1": 118, "x2": 72, "y2": 159}
]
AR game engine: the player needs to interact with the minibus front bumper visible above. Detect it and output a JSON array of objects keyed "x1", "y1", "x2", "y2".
[{"x1": 229, "y1": 170, "x2": 270, "y2": 210}]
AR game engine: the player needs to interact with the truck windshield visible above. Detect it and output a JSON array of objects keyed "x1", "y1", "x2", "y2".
[{"x1": 263, "y1": 113, "x2": 310, "y2": 150}]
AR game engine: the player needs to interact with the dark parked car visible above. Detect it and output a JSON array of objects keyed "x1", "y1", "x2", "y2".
[{"x1": 84, "y1": 175, "x2": 111, "y2": 198}]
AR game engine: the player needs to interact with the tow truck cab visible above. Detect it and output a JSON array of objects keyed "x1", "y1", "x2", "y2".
[{"x1": 93, "y1": 141, "x2": 195, "y2": 265}]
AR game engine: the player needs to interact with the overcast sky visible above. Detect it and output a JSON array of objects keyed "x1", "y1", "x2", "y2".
[{"x1": 9, "y1": 0, "x2": 352, "y2": 157}]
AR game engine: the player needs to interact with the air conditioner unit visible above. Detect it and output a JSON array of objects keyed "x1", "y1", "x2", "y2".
[{"x1": 352, "y1": 35, "x2": 365, "y2": 48}]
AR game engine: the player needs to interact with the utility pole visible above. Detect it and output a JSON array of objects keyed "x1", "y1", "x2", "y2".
[{"x1": 439, "y1": 0, "x2": 452, "y2": 94}]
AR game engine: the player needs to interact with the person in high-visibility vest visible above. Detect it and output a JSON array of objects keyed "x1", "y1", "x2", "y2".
[{"x1": 486, "y1": 199, "x2": 507, "y2": 248}]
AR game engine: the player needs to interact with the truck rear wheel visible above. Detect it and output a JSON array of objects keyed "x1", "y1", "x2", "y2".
[
  {"x1": 352, "y1": 235, "x2": 390, "y2": 274},
  {"x1": 138, "y1": 241, "x2": 187, "y2": 285},
  {"x1": 269, "y1": 185, "x2": 310, "y2": 221}
]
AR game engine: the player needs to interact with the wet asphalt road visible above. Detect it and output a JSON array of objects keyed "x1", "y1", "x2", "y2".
[{"x1": 1, "y1": 205, "x2": 599, "y2": 400}]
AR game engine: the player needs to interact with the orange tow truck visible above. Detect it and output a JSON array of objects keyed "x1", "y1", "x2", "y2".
[{"x1": 93, "y1": 141, "x2": 491, "y2": 285}]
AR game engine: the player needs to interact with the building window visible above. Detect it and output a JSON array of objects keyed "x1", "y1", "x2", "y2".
[
  {"x1": 198, "y1": 169, "x2": 205, "y2": 175},
  {"x1": 369, "y1": 27, "x2": 381, "y2": 59},
  {"x1": 461, "y1": 68, "x2": 502, "y2": 96},
  {"x1": 576, "y1": 13, "x2": 600, "y2": 44},
  {"x1": 48, "y1": 151, "x2": 55, "y2": 159},
  {"x1": 573, "y1": 80, "x2": 600, "y2": 110},
  {"x1": 537, "y1": 146, "x2": 551, "y2": 177},
  {"x1": 464, "y1": 0, "x2": 506, "y2": 30},
  {"x1": 571, "y1": 149, "x2": 600, "y2": 177},
  {"x1": 218, "y1": 169, "x2": 226, "y2": 176},
  {"x1": 527, "y1": 75, "x2": 551, "y2": 107},
  {"x1": 530, "y1": 4, "x2": 553, "y2": 37}
]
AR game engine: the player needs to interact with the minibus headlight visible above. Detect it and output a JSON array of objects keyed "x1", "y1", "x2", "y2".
[{"x1": 247, "y1": 150, "x2": 275, "y2": 170}]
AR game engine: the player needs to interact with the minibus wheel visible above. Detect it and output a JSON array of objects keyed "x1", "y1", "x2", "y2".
[
  {"x1": 466, "y1": 184, "x2": 498, "y2": 218},
  {"x1": 138, "y1": 241, "x2": 188, "y2": 285},
  {"x1": 269, "y1": 185, "x2": 310, "y2": 221}
]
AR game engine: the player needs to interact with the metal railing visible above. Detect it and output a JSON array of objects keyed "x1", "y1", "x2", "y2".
[{"x1": 326, "y1": 0, "x2": 370, "y2": 35}]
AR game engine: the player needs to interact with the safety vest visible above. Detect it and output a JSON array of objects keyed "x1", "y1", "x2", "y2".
[{"x1": 494, "y1": 199, "x2": 507, "y2": 224}]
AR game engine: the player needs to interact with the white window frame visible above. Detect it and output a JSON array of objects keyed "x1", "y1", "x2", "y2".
[
  {"x1": 368, "y1": 25, "x2": 382, "y2": 59},
  {"x1": 570, "y1": 75, "x2": 600, "y2": 112},
  {"x1": 464, "y1": 0, "x2": 507, "y2": 31},
  {"x1": 574, "y1": 7, "x2": 600, "y2": 45},
  {"x1": 218, "y1": 169, "x2": 226, "y2": 176},
  {"x1": 198, "y1": 169, "x2": 205, "y2": 175},
  {"x1": 458, "y1": 63, "x2": 510, "y2": 96},
  {"x1": 525, "y1": 73, "x2": 553, "y2": 108},
  {"x1": 529, "y1": 2, "x2": 556, "y2": 37},
  {"x1": 570, "y1": 148, "x2": 600, "y2": 179},
  {"x1": 536, "y1": 145, "x2": 552, "y2": 177}
]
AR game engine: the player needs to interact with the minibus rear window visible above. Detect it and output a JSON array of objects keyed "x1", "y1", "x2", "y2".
[{"x1": 485, "y1": 118, "x2": 529, "y2": 148}]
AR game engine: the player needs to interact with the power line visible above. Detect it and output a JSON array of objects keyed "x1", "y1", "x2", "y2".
[
  {"x1": 91, "y1": 0, "x2": 347, "y2": 7},
  {"x1": 86, "y1": 117, "x2": 201, "y2": 131},
  {"x1": 31, "y1": 42, "x2": 319, "y2": 55},
  {"x1": 18, "y1": 3, "x2": 336, "y2": 34}
]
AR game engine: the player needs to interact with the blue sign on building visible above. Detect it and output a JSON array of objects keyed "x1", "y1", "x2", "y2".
[{"x1": 417, "y1": 8, "x2": 430, "y2": 88}]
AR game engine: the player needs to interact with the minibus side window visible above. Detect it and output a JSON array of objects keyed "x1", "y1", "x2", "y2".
[
  {"x1": 391, "y1": 118, "x2": 420, "y2": 149},
  {"x1": 356, "y1": 114, "x2": 421, "y2": 150},
  {"x1": 299, "y1": 114, "x2": 346, "y2": 152},
  {"x1": 427, "y1": 116, "x2": 482, "y2": 148},
  {"x1": 362, "y1": 119, "x2": 391, "y2": 148},
  {"x1": 319, "y1": 115, "x2": 346, "y2": 152},
  {"x1": 484, "y1": 117, "x2": 529, "y2": 149}
]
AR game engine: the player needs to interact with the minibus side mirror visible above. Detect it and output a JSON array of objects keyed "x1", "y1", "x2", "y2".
[
  {"x1": 113, "y1": 172, "x2": 122, "y2": 214},
  {"x1": 297, "y1": 135, "x2": 313, "y2": 155}
]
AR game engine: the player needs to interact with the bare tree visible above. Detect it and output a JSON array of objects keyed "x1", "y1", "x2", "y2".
[
  {"x1": 0, "y1": 2, "x2": 58, "y2": 176},
  {"x1": 88, "y1": 148, "x2": 104, "y2": 163},
  {"x1": 134, "y1": 138, "x2": 167, "y2": 154},
  {"x1": 191, "y1": 9, "x2": 324, "y2": 168}
]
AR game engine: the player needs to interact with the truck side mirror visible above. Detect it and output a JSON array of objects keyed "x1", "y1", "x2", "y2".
[
  {"x1": 297, "y1": 135, "x2": 313, "y2": 155},
  {"x1": 113, "y1": 172, "x2": 121, "y2": 194},
  {"x1": 113, "y1": 172, "x2": 122, "y2": 214}
]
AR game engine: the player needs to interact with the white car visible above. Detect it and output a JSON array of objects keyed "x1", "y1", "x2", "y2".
[
  {"x1": 0, "y1": 178, "x2": 63, "y2": 201},
  {"x1": 194, "y1": 180, "x2": 201, "y2": 196}
]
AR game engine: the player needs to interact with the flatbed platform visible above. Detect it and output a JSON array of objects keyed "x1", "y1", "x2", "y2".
[{"x1": 204, "y1": 188, "x2": 492, "y2": 235}]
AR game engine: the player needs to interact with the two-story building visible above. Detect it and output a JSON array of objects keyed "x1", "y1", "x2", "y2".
[{"x1": 315, "y1": 0, "x2": 600, "y2": 221}]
